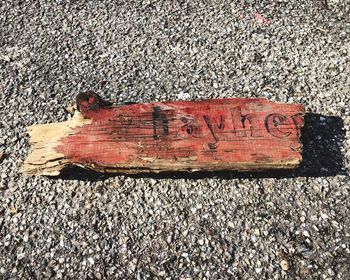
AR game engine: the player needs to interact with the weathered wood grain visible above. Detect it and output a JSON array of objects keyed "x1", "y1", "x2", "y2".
[{"x1": 23, "y1": 91, "x2": 304, "y2": 176}]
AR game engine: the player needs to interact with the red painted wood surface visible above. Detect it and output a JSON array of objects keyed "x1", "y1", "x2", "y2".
[{"x1": 57, "y1": 92, "x2": 304, "y2": 172}]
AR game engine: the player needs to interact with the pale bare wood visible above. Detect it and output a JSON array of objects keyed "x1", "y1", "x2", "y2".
[{"x1": 22, "y1": 112, "x2": 91, "y2": 176}]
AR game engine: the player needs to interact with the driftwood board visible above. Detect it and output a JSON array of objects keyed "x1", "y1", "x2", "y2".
[{"x1": 23, "y1": 92, "x2": 304, "y2": 176}]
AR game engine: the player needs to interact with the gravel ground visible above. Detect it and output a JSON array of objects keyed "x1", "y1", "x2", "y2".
[{"x1": 1, "y1": 0, "x2": 350, "y2": 279}]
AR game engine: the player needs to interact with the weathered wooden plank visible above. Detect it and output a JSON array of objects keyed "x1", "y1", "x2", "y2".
[{"x1": 23, "y1": 91, "x2": 304, "y2": 176}]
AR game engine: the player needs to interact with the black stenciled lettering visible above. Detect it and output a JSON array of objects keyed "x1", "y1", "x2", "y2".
[
  {"x1": 186, "y1": 126, "x2": 193, "y2": 134},
  {"x1": 240, "y1": 115, "x2": 251, "y2": 137},
  {"x1": 242, "y1": 115, "x2": 262, "y2": 137},
  {"x1": 203, "y1": 115, "x2": 224, "y2": 149},
  {"x1": 231, "y1": 107, "x2": 262, "y2": 137},
  {"x1": 291, "y1": 113, "x2": 304, "y2": 137},
  {"x1": 265, "y1": 113, "x2": 292, "y2": 138},
  {"x1": 203, "y1": 115, "x2": 217, "y2": 149},
  {"x1": 180, "y1": 117, "x2": 193, "y2": 135},
  {"x1": 217, "y1": 115, "x2": 225, "y2": 129},
  {"x1": 152, "y1": 106, "x2": 169, "y2": 140}
]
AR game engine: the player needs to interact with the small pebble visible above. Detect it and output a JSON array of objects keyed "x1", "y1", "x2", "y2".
[{"x1": 280, "y1": 260, "x2": 290, "y2": 271}]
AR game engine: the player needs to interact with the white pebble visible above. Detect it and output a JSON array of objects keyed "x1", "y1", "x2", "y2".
[
  {"x1": 280, "y1": 259, "x2": 289, "y2": 271},
  {"x1": 198, "y1": 239, "x2": 204, "y2": 246},
  {"x1": 228, "y1": 221, "x2": 235, "y2": 228},
  {"x1": 17, "y1": 253, "x2": 25, "y2": 260}
]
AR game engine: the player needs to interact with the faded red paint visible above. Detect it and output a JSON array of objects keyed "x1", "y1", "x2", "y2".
[{"x1": 57, "y1": 97, "x2": 304, "y2": 171}]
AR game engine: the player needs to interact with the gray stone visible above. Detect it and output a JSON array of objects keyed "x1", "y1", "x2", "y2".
[{"x1": 0, "y1": 0, "x2": 349, "y2": 279}]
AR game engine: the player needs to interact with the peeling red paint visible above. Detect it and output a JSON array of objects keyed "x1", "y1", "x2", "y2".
[{"x1": 56, "y1": 96, "x2": 304, "y2": 171}]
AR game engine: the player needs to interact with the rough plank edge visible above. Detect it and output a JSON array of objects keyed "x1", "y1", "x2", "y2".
[
  {"x1": 22, "y1": 112, "x2": 91, "y2": 176},
  {"x1": 68, "y1": 158, "x2": 303, "y2": 174}
]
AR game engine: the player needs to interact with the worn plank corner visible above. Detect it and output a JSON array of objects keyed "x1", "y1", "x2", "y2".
[{"x1": 22, "y1": 91, "x2": 305, "y2": 176}]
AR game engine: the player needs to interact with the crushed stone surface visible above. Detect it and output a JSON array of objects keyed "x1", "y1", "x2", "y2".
[{"x1": 0, "y1": 1, "x2": 350, "y2": 279}]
